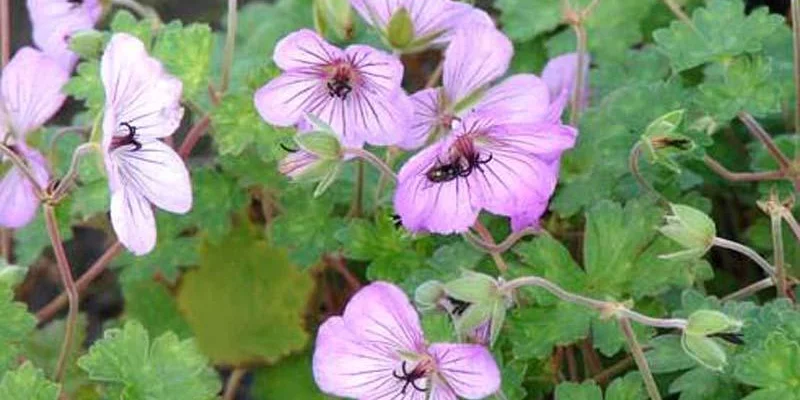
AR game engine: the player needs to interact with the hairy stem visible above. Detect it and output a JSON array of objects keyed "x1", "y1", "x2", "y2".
[
  {"x1": 629, "y1": 142, "x2": 667, "y2": 204},
  {"x1": 660, "y1": 0, "x2": 692, "y2": 25},
  {"x1": 771, "y1": 213, "x2": 789, "y2": 297},
  {"x1": 220, "y1": 0, "x2": 239, "y2": 93},
  {"x1": 0, "y1": 0, "x2": 9, "y2": 67},
  {"x1": 344, "y1": 148, "x2": 397, "y2": 181},
  {"x1": 177, "y1": 114, "x2": 211, "y2": 159},
  {"x1": 569, "y1": 23, "x2": 588, "y2": 125},
  {"x1": 703, "y1": 155, "x2": 785, "y2": 182},
  {"x1": 620, "y1": 318, "x2": 662, "y2": 400},
  {"x1": 347, "y1": 160, "x2": 365, "y2": 218},
  {"x1": 738, "y1": 112, "x2": 792, "y2": 172},
  {"x1": 781, "y1": 208, "x2": 800, "y2": 244},
  {"x1": 463, "y1": 227, "x2": 540, "y2": 254},
  {"x1": 0, "y1": 229, "x2": 9, "y2": 263},
  {"x1": 502, "y1": 276, "x2": 688, "y2": 329},
  {"x1": 51, "y1": 143, "x2": 99, "y2": 202},
  {"x1": 472, "y1": 221, "x2": 509, "y2": 274},
  {"x1": 222, "y1": 368, "x2": 247, "y2": 400},
  {"x1": 36, "y1": 241, "x2": 123, "y2": 324},
  {"x1": 712, "y1": 237, "x2": 776, "y2": 278},
  {"x1": 722, "y1": 277, "x2": 775, "y2": 301},
  {"x1": 44, "y1": 205, "x2": 79, "y2": 384},
  {"x1": 593, "y1": 355, "x2": 635, "y2": 385}
]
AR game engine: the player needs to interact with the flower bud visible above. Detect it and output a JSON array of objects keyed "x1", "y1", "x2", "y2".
[
  {"x1": 68, "y1": 29, "x2": 106, "y2": 60},
  {"x1": 681, "y1": 333, "x2": 727, "y2": 371},
  {"x1": 295, "y1": 131, "x2": 342, "y2": 160},
  {"x1": 641, "y1": 110, "x2": 695, "y2": 173},
  {"x1": 414, "y1": 280, "x2": 446, "y2": 312},
  {"x1": 0, "y1": 262, "x2": 27, "y2": 289},
  {"x1": 685, "y1": 310, "x2": 742, "y2": 337},
  {"x1": 386, "y1": 8, "x2": 414, "y2": 49},
  {"x1": 443, "y1": 271, "x2": 500, "y2": 304},
  {"x1": 441, "y1": 272, "x2": 511, "y2": 347},
  {"x1": 658, "y1": 204, "x2": 716, "y2": 260},
  {"x1": 312, "y1": 0, "x2": 353, "y2": 41}
]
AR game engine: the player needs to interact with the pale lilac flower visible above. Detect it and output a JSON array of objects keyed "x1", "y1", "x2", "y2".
[
  {"x1": 255, "y1": 29, "x2": 412, "y2": 147},
  {"x1": 0, "y1": 48, "x2": 69, "y2": 228},
  {"x1": 27, "y1": 0, "x2": 103, "y2": 71},
  {"x1": 101, "y1": 33, "x2": 190, "y2": 255},
  {"x1": 350, "y1": 0, "x2": 493, "y2": 51},
  {"x1": 314, "y1": 282, "x2": 501, "y2": 399},
  {"x1": 403, "y1": 25, "x2": 558, "y2": 149},
  {"x1": 541, "y1": 52, "x2": 590, "y2": 112},
  {"x1": 394, "y1": 111, "x2": 576, "y2": 234}
]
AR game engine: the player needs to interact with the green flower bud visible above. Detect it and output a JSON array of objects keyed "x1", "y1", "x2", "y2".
[
  {"x1": 295, "y1": 131, "x2": 342, "y2": 160},
  {"x1": 641, "y1": 110, "x2": 696, "y2": 173},
  {"x1": 442, "y1": 271, "x2": 500, "y2": 304},
  {"x1": 441, "y1": 272, "x2": 511, "y2": 347},
  {"x1": 686, "y1": 310, "x2": 743, "y2": 337},
  {"x1": 681, "y1": 334, "x2": 727, "y2": 371},
  {"x1": 658, "y1": 204, "x2": 716, "y2": 260},
  {"x1": 414, "y1": 280, "x2": 446, "y2": 312},
  {"x1": 387, "y1": 8, "x2": 414, "y2": 49},
  {"x1": 313, "y1": 0, "x2": 353, "y2": 40},
  {"x1": 68, "y1": 30, "x2": 106, "y2": 60}
]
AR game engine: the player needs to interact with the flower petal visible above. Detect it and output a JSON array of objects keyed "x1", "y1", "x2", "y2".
[
  {"x1": 101, "y1": 33, "x2": 184, "y2": 142},
  {"x1": 491, "y1": 122, "x2": 578, "y2": 163},
  {"x1": 27, "y1": 0, "x2": 102, "y2": 71},
  {"x1": 111, "y1": 140, "x2": 192, "y2": 214},
  {"x1": 429, "y1": 343, "x2": 501, "y2": 399},
  {"x1": 273, "y1": 29, "x2": 344, "y2": 71},
  {"x1": 1, "y1": 47, "x2": 68, "y2": 137},
  {"x1": 254, "y1": 70, "x2": 324, "y2": 127},
  {"x1": 400, "y1": 88, "x2": 443, "y2": 150},
  {"x1": 429, "y1": 1, "x2": 494, "y2": 45},
  {"x1": 394, "y1": 136, "x2": 483, "y2": 234},
  {"x1": 345, "y1": 44, "x2": 404, "y2": 95},
  {"x1": 110, "y1": 184, "x2": 156, "y2": 256},
  {"x1": 349, "y1": 0, "x2": 400, "y2": 31},
  {"x1": 510, "y1": 199, "x2": 549, "y2": 232},
  {"x1": 443, "y1": 24, "x2": 511, "y2": 105},
  {"x1": 541, "y1": 52, "x2": 590, "y2": 106},
  {"x1": 0, "y1": 147, "x2": 48, "y2": 229},
  {"x1": 474, "y1": 74, "x2": 551, "y2": 125}
]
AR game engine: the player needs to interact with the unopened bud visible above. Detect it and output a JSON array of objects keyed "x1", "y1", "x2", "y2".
[
  {"x1": 386, "y1": 8, "x2": 414, "y2": 49},
  {"x1": 415, "y1": 280, "x2": 446, "y2": 312},
  {"x1": 685, "y1": 310, "x2": 742, "y2": 337},
  {"x1": 313, "y1": 0, "x2": 353, "y2": 40},
  {"x1": 658, "y1": 204, "x2": 716, "y2": 260},
  {"x1": 681, "y1": 333, "x2": 727, "y2": 371}
]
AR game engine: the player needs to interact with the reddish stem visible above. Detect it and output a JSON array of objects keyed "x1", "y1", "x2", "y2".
[{"x1": 177, "y1": 114, "x2": 211, "y2": 159}]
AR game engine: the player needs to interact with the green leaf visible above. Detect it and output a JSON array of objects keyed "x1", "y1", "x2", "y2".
[
  {"x1": 580, "y1": 0, "x2": 659, "y2": 62},
  {"x1": 734, "y1": 333, "x2": 800, "y2": 398},
  {"x1": 508, "y1": 302, "x2": 594, "y2": 360},
  {"x1": 0, "y1": 363, "x2": 59, "y2": 400},
  {"x1": 184, "y1": 168, "x2": 249, "y2": 243},
  {"x1": 646, "y1": 334, "x2": 696, "y2": 373},
  {"x1": 681, "y1": 334, "x2": 727, "y2": 371},
  {"x1": 121, "y1": 278, "x2": 192, "y2": 339},
  {"x1": 591, "y1": 46, "x2": 670, "y2": 99},
  {"x1": 78, "y1": 321, "x2": 221, "y2": 400},
  {"x1": 176, "y1": 224, "x2": 313, "y2": 365},
  {"x1": 512, "y1": 235, "x2": 587, "y2": 305},
  {"x1": 22, "y1": 316, "x2": 92, "y2": 396},
  {"x1": 110, "y1": 10, "x2": 154, "y2": 46},
  {"x1": 606, "y1": 372, "x2": 647, "y2": 400},
  {"x1": 0, "y1": 285, "x2": 36, "y2": 372},
  {"x1": 153, "y1": 21, "x2": 213, "y2": 98},
  {"x1": 697, "y1": 56, "x2": 783, "y2": 121},
  {"x1": 63, "y1": 61, "x2": 104, "y2": 115},
  {"x1": 554, "y1": 381, "x2": 602, "y2": 400},
  {"x1": 669, "y1": 367, "x2": 741, "y2": 400},
  {"x1": 653, "y1": 0, "x2": 784, "y2": 71},
  {"x1": 14, "y1": 201, "x2": 73, "y2": 267},
  {"x1": 496, "y1": 0, "x2": 562, "y2": 41},
  {"x1": 251, "y1": 352, "x2": 327, "y2": 399}
]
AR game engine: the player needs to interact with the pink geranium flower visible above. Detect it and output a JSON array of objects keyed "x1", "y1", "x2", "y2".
[
  {"x1": 314, "y1": 282, "x2": 501, "y2": 399},
  {"x1": 27, "y1": 0, "x2": 103, "y2": 70},
  {"x1": 254, "y1": 29, "x2": 412, "y2": 147},
  {"x1": 541, "y1": 52, "x2": 591, "y2": 112},
  {"x1": 0, "y1": 48, "x2": 69, "y2": 228},
  {"x1": 394, "y1": 111, "x2": 576, "y2": 234},
  {"x1": 350, "y1": 0, "x2": 492, "y2": 52},
  {"x1": 100, "y1": 33, "x2": 190, "y2": 255}
]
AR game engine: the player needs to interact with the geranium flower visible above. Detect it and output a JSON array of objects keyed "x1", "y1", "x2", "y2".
[
  {"x1": 394, "y1": 111, "x2": 576, "y2": 234},
  {"x1": 403, "y1": 25, "x2": 559, "y2": 149},
  {"x1": 100, "y1": 33, "x2": 190, "y2": 255},
  {"x1": 350, "y1": 0, "x2": 492, "y2": 52},
  {"x1": 27, "y1": 0, "x2": 103, "y2": 70},
  {"x1": 314, "y1": 281, "x2": 501, "y2": 399},
  {"x1": 541, "y1": 52, "x2": 590, "y2": 112},
  {"x1": 254, "y1": 29, "x2": 412, "y2": 147},
  {"x1": 0, "y1": 48, "x2": 69, "y2": 228}
]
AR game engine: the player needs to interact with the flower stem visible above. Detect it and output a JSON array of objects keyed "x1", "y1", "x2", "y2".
[
  {"x1": 51, "y1": 143, "x2": 99, "y2": 202},
  {"x1": 722, "y1": 277, "x2": 775, "y2": 301},
  {"x1": 36, "y1": 241, "x2": 123, "y2": 324},
  {"x1": 463, "y1": 227, "x2": 540, "y2": 253},
  {"x1": 222, "y1": 368, "x2": 247, "y2": 400},
  {"x1": 628, "y1": 142, "x2": 667, "y2": 205},
  {"x1": 220, "y1": 0, "x2": 238, "y2": 94},
  {"x1": 660, "y1": 0, "x2": 692, "y2": 25},
  {"x1": 177, "y1": 114, "x2": 211, "y2": 159},
  {"x1": 792, "y1": 0, "x2": 800, "y2": 164},
  {"x1": 592, "y1": 355, "x2": 635, "y2": 385},
  {"x1": 0, "y1": 229, "x2": 10, "y2": 263},
  {"x1": 703, "y1": 155, "x2": 785, "y2": 182},
  {"x1": 347, "y1": 160, "x2": 365, "y2": 218},
  {"x1": 711, "y1": 237, "x2": 776, "y2": 278},
  {"x1": 619, "y1": 317, "x2": 662, "y2": 400},
  {"x1": 501, "y1": 276, "x2": 688, "y2": 329},
  {"x1": 472, "y1": 221, "x2": 509, "y2": 274},
  {"x1": 0, "y1": 0, "x2": 9, "y2": 68},
  {"x1": 771, "y1": 213, "x2": 789, "y2": 297},
  {"x1": 738, "y1": 112, "x2": 792, "y2": 172},
  {"x1": 569, "y1": 23, "x2": 587, "y2": 126},
  {"x1": 44, "y1": 204, "x2": 79, "y2": 384},
  {"x1": 425, "y1": 59, "x2": 445, "y2": 89},
  {"x1": 0, "y1": 143, "x2": 46, "y2": 200},
  {"x1": 343, "y1": 148, "x2": 397, "y2": 181}
]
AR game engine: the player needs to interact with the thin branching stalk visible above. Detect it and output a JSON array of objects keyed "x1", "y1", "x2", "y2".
[
  {"x1": 37, "y1": 241, "x2": 123, "y2": 324},
  {"x1": 629, "y1": 142, "x2": 668, "y2": 205},
  {"x1": 51, "y1": 143, "x2": 99, "y2": 202},
  {"x1": 472, "y1": 221, "x2": 510, "y2": 274},
  {"x1": 220, "y1": 0, "x2": 238, "y2": 94},
  {"x1": 712, "y1": 237, "x2": 776, "y2": 278},
  {"x1": 424, "y1": 59, "x2": 445, "y2": 89},
  {"x1": 771, "y1": 213, "x2": 789, "y2": 297},
  {"x1": 502, "y1": 276, "x2": 688, "y2": 329},
  {"x1": 722, "y1": 277, "x2": 775, "y2": 301},
  {"x1": 343, "y1": 148, "x2": 397, "y2": 181},
  {"x1": 177, "y1": 114, "x2": 211, "y2": 159},
  {"x1": 222, "y1": 368, "x2": 247, "y2": 400},
  {"x1": 569, "y1": 23, "x2": 587, "y2": 126},
  {"x1": 620, "y1": 318, "x2": 662, "y2": 400},
  {"x1": 44, "y1": 204, "x2": 79, "y2": 383},
  {"x1": 781, "y1": 208, "x2": 800, "y2": 244},
  {"x1": 738, "y1": 112, "x2": 793, "y2": 172},
  {"x1": 0, "y1": 0, "x2": 9, "y2": 67},
  {"x1": 0, "y1": 229, "x2": 9, "y2": 262},
  {"x1": 463, "y1": 227, "x2": 540, "y2": 254},
  {"x1": 592, "y1": 355, "x2": 635, "y2": 385},
  {"x1": 347, "y1": 160, "x2": 365, "y2": 218},
  {"x1": 660, "y1": 0, "x2": 692, "y2": 25},
  {"x1": 703, "y1": 155, "x2": 785, "y2": 182}
]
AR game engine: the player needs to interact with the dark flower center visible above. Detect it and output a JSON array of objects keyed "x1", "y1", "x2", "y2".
[
  {"x1": 392, "y1": 360, "x2": 432, "y2": 395},
  {"x1": 110, "y1": 122, "x2": 142, "y2": 152},
  {"x1": 425, "y1": 137, "x2": 492, "y2": 183},
  {"x1": 326, "y1": 65, "x2": 354, "y2": 100}
]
